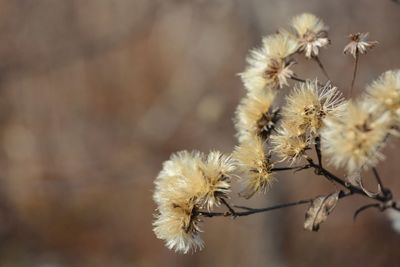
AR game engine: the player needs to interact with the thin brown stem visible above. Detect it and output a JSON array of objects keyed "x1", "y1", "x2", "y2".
[
  {"x1": 290, "y1": 76, "x2": 324, "y2": 87},
  {"x1": 350, "y1": 52, "x2": 359, "y2": 96},
  {"x1": 372, "y1": 167, "x2": 385, "y2": 190},
  {"x1": 197, "y1": 160, "x2": 399, "y2": 220},
  {"x1": 353, "y1": 203, "x2": 381, "y2": 221},
  {"x1": 372, "y1": 167, "x2": 392, "y2": 200},
  {"x1": 198, "y1": 191, "x2": 354, "y2": 218},
  {"x1": 314, "y1": 136, "x2": 323, "y2": 169},
  {"x1": 290, "y1": 76, "x2": 308, "y2": 83},
  {"x1": 306, "y1": 158, "x2": 392, "y2": 203},
  {"x1": 198, "y1": 198, "x2": 314, "y2": 218},
  {"x1": 270, "y1": 166, "x2": 304, "y2": 172},
  {"x1": 220, "y1": 198, "x2": 236, "y2": 217},
  {"x1": 313, "y1": 56, "x2": 330, "y2": 80}
]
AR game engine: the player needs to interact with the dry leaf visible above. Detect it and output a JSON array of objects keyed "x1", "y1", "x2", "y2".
[
  {"x1": 346, "y1": 170, "x2": 381, "y2": 197},
  {"x1": 304, "y1": 192, "x2": 339, "y2": 231}
]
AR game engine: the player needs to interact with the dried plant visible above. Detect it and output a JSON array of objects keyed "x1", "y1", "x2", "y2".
[{"x1": 152, "y1": 13, "x2": 400, "y2": 254}]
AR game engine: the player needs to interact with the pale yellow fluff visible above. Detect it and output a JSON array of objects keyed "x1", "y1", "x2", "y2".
[
  {"x1": 153, "y1": 150, "x2": 236, "y2": 253},
  {"x1": 153, "y1": 204, "x2": 203, "y2": 254},
  {"x1": 321, "y1": 100, "x2": 392, "y2": 173},
  {"x1": 240, "y1": 32, "x2": 298, "y2": 91},
  {"x1": 233, "y1": 135, "x2": 274, "y2": 199},
  {"x1": 366, "y1": 70, "x2": 400, "y2": 125},
  {"x1": 282, "y1": 80, "x2": 345, "y2": 137},
  {"x1": 235, "y1": 90, "x2": 277, "y2": 142},
  {"x1": 291, "y1": 13, "x2": 329, "y2": 58},
  {"x1": 270, "y1": 122, "x2": 309, "y2": 164},
  {"x1": 201, "y1": 151, "x2": 236, "y2": 209},
  {"x1": 262, "y1": 32, "x2": 299, "y2": 59}
]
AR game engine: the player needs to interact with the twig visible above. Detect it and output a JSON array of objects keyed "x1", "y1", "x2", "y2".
[
  {"x1": 198, "y1": 159, "x2": 397, "y2": 221},
  {"x1": 198, "y1": 198, "x2": 314, "y2": 218},
  {"x1": 306, "y1": 158, "x2": 393, "y2": 204},
  {"x1": 220, "y1": 198, "x2": 237, "y2": 217},
  {"x1": 350, "y1": 52, "x2": 359, "y2": 96},
  {"x1": 198, "y1": 191, "x2": 353, "y2": 218},
  {"x1": 314, "y1": 136, "x2": 323, "y2": 169},
  {"x1": 270, "y1": 166, "x2": 305, "y2": 172},
  {"x1": 290, "y1": 76, "x2": 308, "y2": 83},
  {"x1": 313, "y1": 56, "x2": 330, "y2": 80},
  {"x1": 290, "y1": 76, "x2": 324, "y2": 87},
  {"x1": 372, "y1": 167, "x2": 392, "y2": 200},
  {"x1": 372, "y1": 167, "x2": 385, "y2": 191},
  {"x1": 353, "y1": 203, "x2": 381, "y2": 221}
]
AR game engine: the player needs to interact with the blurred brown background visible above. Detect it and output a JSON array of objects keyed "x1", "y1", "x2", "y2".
[{"x1": 0, "y1": 0, "x2": 399, "y2": 266}]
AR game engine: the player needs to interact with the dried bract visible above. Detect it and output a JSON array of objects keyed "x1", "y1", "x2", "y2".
[{"x1": 343, "y1": 32, "x2": 378, "y2": 58}]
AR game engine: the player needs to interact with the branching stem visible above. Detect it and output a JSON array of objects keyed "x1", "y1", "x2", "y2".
[{"x1": 198, "y1": 159, "x2": 399, "y2": 219}]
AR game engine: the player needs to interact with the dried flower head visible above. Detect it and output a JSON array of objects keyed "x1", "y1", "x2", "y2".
[
  {"x1": 233, "y1": 136, "x2": 274, "y2": 199},
  {"x1": 270, "y1": 122, "x2": 309, "y2": 164},
  {"x1": 153, "y1": 203, "x2": 203, "y2": 254},
  {"x1": 366, "y1": 70, "x2": 400, "y2": 124},
  {"x1": 235, "y1": 90, "x2": 278, "y2": 142},
  {"x1": 262, "y1": 31, "x2": 299, "y2": 59},
  {"x1": 153, "y1": 151, "x2": 206, "y2": 253},
  {"x1": 343, "y1": 32, "x2": 378, "y2": 58},
  {"x1": 201, "y1": 151, "x2": 236, "y2": 209},
  {"x1": 282, "y1": 80, "x2": 345, "y2": 137},
  {"x1": 291, "y1": 13, "x2": 329, "y2": 58},
  {"x1": 240, "y1": 32, "x2": 298, "y2": 91},
  {"x1": 153, "y1": 150, "x2": 236, "y2": 253},
  {"x1": 321, "y1": 100, "x2": 392, "y2": 173}
]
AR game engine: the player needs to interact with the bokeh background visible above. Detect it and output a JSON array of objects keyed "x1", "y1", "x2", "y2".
[{"x1": 0, "y1": 0, "x2": 399, "y2": 266}]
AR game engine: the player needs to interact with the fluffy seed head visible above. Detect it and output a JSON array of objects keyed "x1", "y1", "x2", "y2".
[
  {"x1": 321, "y1": 100, "x2": 392, "y2": 173},
  {"x1": 366, "y1": 70, "x2": 400, "y2": 125},
  {"x1": 262, "y1": 32, "x2": 299, "y2": 59},
  {"x1": 153, "y1": 150, "x2": 236, "y2": 253},
  {"x1": 270, "y1": 122, "x2": 309, "y2": 164},
  {"x1": 201, "y1": 151, "x2": 236, "y2": 209},
  {"x1": 282, "y1": 80, "x2": 345, "y2": 137},
  {"x1": 153, "y1": 204, "x2": 203, "y2": 254},
  {"x1": 154, "y1": 151, "x2": 205, "y2": 209},
  {"x1": 235, "y1": 90, "x2": 278, "y2": 142},
  {"x1": 291, "y1": 13, "x2": 329, "y2": 58},
  {"x1": 233, "y1": 136, "x2": 274, "y2": 199},
  {"x1": 240, "y1": 32, "x2": 298, "y2": 91}
]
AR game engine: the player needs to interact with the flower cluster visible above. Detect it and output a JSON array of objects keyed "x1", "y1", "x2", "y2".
[
  {"x1": 153, "y1": 13, "x2": 399, "y2": 254},
  {"x1": 153, "y1": 151, "x2": 235, "y2": 253},
  {"x1": 271, "y1": 80, "x2": 345, "y2": 163},
  {"x1": 239, "y1": 13, "x2": 331, "y2": 94},
  {"x1": 291, "y1": 13, "x2": 330, "y2": 58}
]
